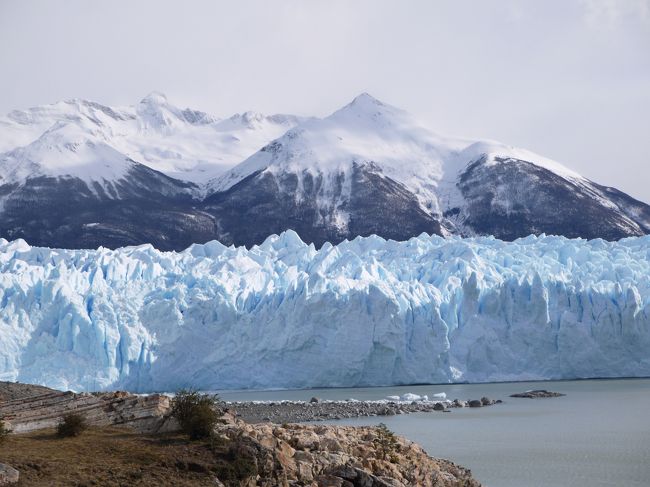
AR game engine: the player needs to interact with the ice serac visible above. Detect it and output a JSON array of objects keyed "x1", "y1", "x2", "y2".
[{"x1": 1, "y1": 232, "x2": 649, "y2": 392}]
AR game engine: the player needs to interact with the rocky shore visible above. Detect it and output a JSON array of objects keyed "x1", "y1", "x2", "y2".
[
  {"x1": 217, "y1": 413, "x2": 481, "y2": 486},
  {"x1": 0, "y1": 416, "x2": 481, "y2": 486},
  {"x1": 510, "y1": 389, "x2": 565, "y2": 399},
  {"x1": 0, "y1": 382, "x2": 486, "y2": 486},
  {"x1": 228, "y1": 396, "x2": 502, "y2": 424},
  {"x1": 0, "y1": 381, "x2": 503, "y2": 430},
  {"x1": 0, "y1": 383, "x2": 486, "y2": 487}
]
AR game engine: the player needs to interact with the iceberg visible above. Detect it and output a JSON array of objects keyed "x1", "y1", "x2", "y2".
[
  {"x1": 400, "y1": 393, "x2": 425, "y2": 402},
  {"x1": 1, "y1": 231, "x2": 649, "y2": 392}
]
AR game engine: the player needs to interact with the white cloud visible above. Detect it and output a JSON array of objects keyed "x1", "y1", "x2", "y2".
[{"x1": 579, "y1": 0, "x2": 650, "y2": 27}]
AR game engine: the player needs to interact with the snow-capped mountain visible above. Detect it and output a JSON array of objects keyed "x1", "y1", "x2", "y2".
[
  {"x1": 204, "y1": 93, "x2": 650, "y2": 245},
  {"x1": 0, "y1": 92, "x2": 648, "y2": 249},
  {"x1": 2, "y1": 232, "x2": 649, "y2": 392},
  {"x1": 0, "y1": 92, "x2": 306, "y2": 187},
  {"x1": 0, "y1": 93, "x2": 307, "y2": 249}
]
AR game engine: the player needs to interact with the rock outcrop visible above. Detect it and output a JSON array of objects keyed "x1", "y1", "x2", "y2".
[
  {"x1": 0, "y1": 382, "x2": 55, "y2": 402},
  {"x1": 510, "y1": 390, "x2": 565, "y2": 399},
  {"x1": 0, "y1": 464, "x2": 19, "y2": 485},
  {"x1": 0, "y1": 389, "x2": 173, "y2": 434},
  {"x1": 218, "y1": 416, "x2": 481, "y2": 486}
]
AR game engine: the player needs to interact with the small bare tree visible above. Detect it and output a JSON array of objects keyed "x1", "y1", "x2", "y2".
[{"x1": 373, "y1": 423, "x2": 401, "y2": 461}]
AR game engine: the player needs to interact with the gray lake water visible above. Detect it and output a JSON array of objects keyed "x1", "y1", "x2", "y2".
[{"x1": 217, "y1": 379, "x2": 650, "y2": 487}]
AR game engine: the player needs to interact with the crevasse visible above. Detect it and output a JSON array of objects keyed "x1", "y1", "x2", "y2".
[{"x1": 1, "y1": 231, "x2": 649, "y2": 392}]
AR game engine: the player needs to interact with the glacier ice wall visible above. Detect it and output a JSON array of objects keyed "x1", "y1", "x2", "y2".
[{"x1": 1, "y1": 231, "x2": 649, "y2": 392}]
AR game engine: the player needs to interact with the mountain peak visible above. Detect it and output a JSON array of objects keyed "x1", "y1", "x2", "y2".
[
  {"x1": 340, "y1": 92, "x2": 389, "y2": 114},
  {"x1": 228, "y1": 110, "x2": 266, "y2": 127},
  {"x1": 139, "y1": 91, "x2": 168, "y2": 106},
  {"x1": 349, "y1": 92, "x2": 384, "y2": 107},
  {"x1": 332, "y1": 92, "x2": 404, "y2": 123}
]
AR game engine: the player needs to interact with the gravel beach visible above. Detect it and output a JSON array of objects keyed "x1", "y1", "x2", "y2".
[{"x1": 226, "y1": 396, "x2": 502, "y2": 423}]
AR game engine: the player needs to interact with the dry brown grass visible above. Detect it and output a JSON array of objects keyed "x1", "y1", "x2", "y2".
[{"x1": 0, "y1": 427, "x2": 230, "y2": 486}]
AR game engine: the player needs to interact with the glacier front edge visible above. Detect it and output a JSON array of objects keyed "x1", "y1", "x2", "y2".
[{"x1": 1, "y1": 231, "x2": 649, "y2": 392}]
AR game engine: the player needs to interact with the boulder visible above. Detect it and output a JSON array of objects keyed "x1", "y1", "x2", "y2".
[
  {"x1": 291, "y1": 430, "x2": 320, "y2": 451},
  {"x1": 480, "y1": 397, "x2": 493, "y2": 406},
  {"x1": 468, "y1": 400, "x2": 482, "y2": 408},
  {"x1": 0, "y1": 464, "x2": 19, "y2": 485},
  {"x1": 379, "y1": 407, "x2": 396, "y2": 416},
  {"x1": 314, "y1": 475, "x2": 352, "y2": 487}
]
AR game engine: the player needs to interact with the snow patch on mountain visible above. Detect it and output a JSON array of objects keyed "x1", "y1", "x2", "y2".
[
  {"x1": 209, "y1": 93, "x2": 589, "y2": 224},
  {"x1": 210, "y1": 93, "x2": 467, "y2": 208},
  {"x1": 457, "y1": 140, "x2": 583, "y2": 180},
  {"x1": 0, "y1": 91, "x2": 625, "y2": 205},
  {"x1": 0, "y1": 121, "x2": 135, "y2": 188},
  {"x1": 2, "y1": 92, "x2": 648, "y2": 245},
  {"x1": 1, "y1": 232, "x2": 649, "y2": 392},
  {"x1": 0, "y1": 93, "x2": 307, "y2": 190}
]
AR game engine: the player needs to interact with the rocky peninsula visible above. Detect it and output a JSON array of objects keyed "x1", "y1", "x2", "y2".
[
  {"x1": 0, "y1": 381, "x2": 483, "y2": 486},
  {"x1": 228, "y1": 395, "x2": 502, "y2": 424}
]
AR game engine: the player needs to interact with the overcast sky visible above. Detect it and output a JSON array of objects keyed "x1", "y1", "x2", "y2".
[{"x1": 1, "y1": 0, "x2": 649, "y2": 201}]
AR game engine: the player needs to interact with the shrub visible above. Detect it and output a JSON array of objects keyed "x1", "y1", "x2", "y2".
[
  {"x1": 171, "y1": 389, "x2": 223, "y2": 440},
  {"x1": 215, "y1": 453, "x2": 258, "y2": 484},
  {"x1": 0, "y1": 418, "x2": 10, "y2": 443},
  {"x1": 57, "y1": 413, "x2": 88, "y2": 438},
  {"x1": 215, "y1": 439, "x2": 259, "y2": 484},
  {"x1": 373, "y1": 423, "x2": 401, "y2": 461}
]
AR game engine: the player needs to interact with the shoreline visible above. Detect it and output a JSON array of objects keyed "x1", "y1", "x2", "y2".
[
  {"x1": 207, "y1": 375, "x2": 650, "y2": 396},
  {"x1": 0, "y1": 381, "x2": 503, "y2": 430},
  {"x1": 227, "y1": 396, "x2": 502, "y2": 424},
  {"x1": 0, "y1": 381, "x2": 484, "y2": 486}
]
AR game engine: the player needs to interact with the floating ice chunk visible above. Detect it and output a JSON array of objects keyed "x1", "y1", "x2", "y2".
[{"x1": 400, "y1": 393, "x2": 423, "y2": 402}]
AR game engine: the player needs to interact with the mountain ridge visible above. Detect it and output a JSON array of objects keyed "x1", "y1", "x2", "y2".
[{"x1": 0, "y1": 92, "x2": 648, "y2": 249}]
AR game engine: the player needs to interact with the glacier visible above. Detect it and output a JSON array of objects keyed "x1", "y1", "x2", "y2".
[{"x1": 1, "y1": 231, "x2": 649, "y2": 393}]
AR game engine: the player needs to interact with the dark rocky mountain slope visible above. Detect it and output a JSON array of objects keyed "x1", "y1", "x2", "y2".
[{"x1": 0, "y1": 93, "x2": 647, "y2": 249}]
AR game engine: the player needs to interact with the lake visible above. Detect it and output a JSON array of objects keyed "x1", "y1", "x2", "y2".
[{"x1": 217, "y1": 378, "x2": 650, "y2": 487}]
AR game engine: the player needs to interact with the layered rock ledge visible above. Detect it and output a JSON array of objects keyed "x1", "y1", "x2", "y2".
[{"x1": 0, "y1": 383, "x2": 172, "y2": 434}]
